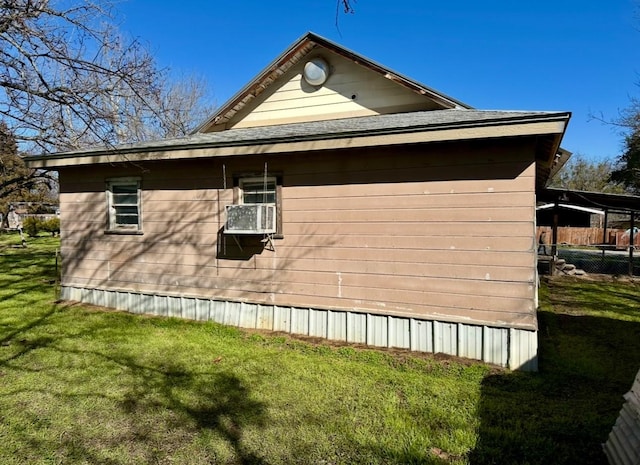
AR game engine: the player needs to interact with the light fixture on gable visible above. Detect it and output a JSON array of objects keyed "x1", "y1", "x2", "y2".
[{"x1": 302, "y1": 57, "x2": 330, "y2": 86}]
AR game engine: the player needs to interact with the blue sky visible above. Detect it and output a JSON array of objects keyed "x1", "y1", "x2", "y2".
[{"x1": 117, "y1": 0, "x2": 640, "y2": 162}]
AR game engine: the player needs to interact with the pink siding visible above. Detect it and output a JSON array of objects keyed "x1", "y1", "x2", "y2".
[{"x1": 59, "y1": 138, "x2": 538, "y2": 329}]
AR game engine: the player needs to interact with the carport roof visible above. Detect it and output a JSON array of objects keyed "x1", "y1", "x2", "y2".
[{"x1": 539, "y1": 187, "x2": 640, "y2": 214}]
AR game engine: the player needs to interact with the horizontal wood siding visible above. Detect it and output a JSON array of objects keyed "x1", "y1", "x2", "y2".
[
  {"x1": 59, "y1": 138, "x2": 538, "y2": 329},
  {"x1": 228, "y1": 50, "x2": 439, "y2": 129}
]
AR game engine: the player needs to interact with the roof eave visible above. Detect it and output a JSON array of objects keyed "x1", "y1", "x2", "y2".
[{"x1": 26, "y1": 112, "x2": 571, "y2": 169}]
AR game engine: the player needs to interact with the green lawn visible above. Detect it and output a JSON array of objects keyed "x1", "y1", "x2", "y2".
[
  {"x1": 1, "y1": 233, "x2": 639, "y2": 464},
  {"x1": 473, "y1": 277, "x2": 640, "y2": 464}
]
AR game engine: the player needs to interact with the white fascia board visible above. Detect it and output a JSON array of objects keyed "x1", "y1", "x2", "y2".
[{"x1": 536, "y1": 203, "x2": 604, "y2": 215}]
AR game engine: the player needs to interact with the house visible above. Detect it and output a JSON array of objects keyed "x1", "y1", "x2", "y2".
[{"x1": 26, "y1": 32, "x2": 571, "y2": 370}]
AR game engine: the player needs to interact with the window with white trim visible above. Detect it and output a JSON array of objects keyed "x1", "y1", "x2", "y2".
[{"x1": 106, "y1": 178, "x2": 142, "y2": 233}]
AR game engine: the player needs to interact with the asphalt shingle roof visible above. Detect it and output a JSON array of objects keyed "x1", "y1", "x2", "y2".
[{"x1": 40, "y1": 109, "x2": 570, "y2": 158}]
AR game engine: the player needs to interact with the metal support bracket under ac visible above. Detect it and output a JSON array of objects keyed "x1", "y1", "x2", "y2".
[{"x1": 261, "y1": 234, "x2": 276, "y2": 252}]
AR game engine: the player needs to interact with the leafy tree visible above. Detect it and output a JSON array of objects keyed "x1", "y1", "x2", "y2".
[
  {"x1": 610, "y1": 99, "x2": 640, "y2": 194},
  {"x1": 0, "y1": 122, "x2": 55, "y2": 227},
  {"x1": 549, "y1": 153, "x2": 626, "y2": 194}
]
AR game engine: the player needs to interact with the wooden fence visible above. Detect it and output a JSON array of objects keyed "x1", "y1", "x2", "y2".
[{"x1": 537, "y1": 227, "x2": 640, "y2": 249}]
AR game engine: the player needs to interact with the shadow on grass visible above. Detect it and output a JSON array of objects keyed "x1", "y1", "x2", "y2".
[
  {"x1": 111, "y1": 353, "x2": 268, "y2": 465},
  {"x1": 2, "y1": 324, "x2": 269, "y2": 464},
  {"x1": 0, "y1": 246, "x2": 59, "y2": 306},
  {"x1": 470, "y1": 281, "x2": 640, "y2": 465},
  {"x1": 0, "y1": 239, "x2": 272, "y2": 464},
  {"x1": 0, "y1": 333, "x2": 267, "y2": 465}
]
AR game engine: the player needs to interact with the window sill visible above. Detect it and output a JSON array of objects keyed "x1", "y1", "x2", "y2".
[{"x1": 104, "y1": 229, "x2": 144, "y2": 235}]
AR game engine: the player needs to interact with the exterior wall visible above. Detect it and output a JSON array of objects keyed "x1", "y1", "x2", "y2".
[
  {"x1": 58, "y1": 138, "x2": 539, "y2": 368},
  {"x1": 224, "y1": 49, "x2": 441, "y2": 130}
]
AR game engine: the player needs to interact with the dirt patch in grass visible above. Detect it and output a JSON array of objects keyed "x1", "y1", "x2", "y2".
[{"x1": 240, "y1": 326, "x2": 506, "y2": 375}]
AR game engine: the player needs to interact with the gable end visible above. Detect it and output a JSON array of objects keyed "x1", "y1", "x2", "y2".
[{"x1": 196, "y1": 32, "x2": 471, "y2": 133}]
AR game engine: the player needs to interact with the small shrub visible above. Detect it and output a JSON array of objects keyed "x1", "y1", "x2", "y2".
[
  {"x1": 22, "y1": 217, "x2": 40, "y2": 237},
  {"x1": 42, "y1": 218, "x2": 60, "y2": 236}
]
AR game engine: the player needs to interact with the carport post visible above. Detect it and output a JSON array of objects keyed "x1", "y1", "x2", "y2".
[
  {"x1": 602, "y1": 209, "x2": 609, "y2": 258},
  {"x1": 630, "y1": 211, "x2": 635, "y2": 276},
  {"x1": 551, "y1": 201, "x2": 559, "y2": 256}
]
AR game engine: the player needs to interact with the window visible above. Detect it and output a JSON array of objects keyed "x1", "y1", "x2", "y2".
[
  {"x1": 106, "y1": 178, "x2": 142, "y2": 233},
  {"x1": 240, "y1": 177, "x2": 276, "y2": 205}
]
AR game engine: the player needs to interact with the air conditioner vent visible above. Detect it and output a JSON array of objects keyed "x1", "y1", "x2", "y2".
[{"x1": 225, "y1": 204, "x2": 276, "y2": 235}]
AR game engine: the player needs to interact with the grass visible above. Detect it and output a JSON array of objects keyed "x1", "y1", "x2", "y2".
[
  {"x1": 1, "y1": 232, "x2": 640, "y2": 464},
  {"x1": 473, "y1": 276, "x2": 640, "y2": 464}
]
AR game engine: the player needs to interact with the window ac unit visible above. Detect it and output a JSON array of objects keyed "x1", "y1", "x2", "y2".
[{"x1": 225, "y1": 204, "x2": 276, "y2": 234}]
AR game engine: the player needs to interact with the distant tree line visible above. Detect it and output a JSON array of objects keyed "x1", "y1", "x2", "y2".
[
  {"x1": 0, "y1": 122, "x2": 56, "y2": 228},
  {"x1": 562, "y1": 99, "x2": 640, "y2": 196},
  {"x1": 609, "y1": 99, "x2": 640, "y2": 194},
  {"x1": 548, "y1": 153, "x2": 626, "y2": 194}
]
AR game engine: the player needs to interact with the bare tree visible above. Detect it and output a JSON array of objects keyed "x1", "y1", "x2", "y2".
[
  {"x1": 1, "y1": 0, "x2": 212, "y2": 154},
  {"x1": 0, "y1": 0, "x2": 215, "y2": 216},
  {"x1": 339, "y1": 0, "x2": 356, "y2": 13},
  {"x1": 118, "y1": 73, "x2": 215, "y2": 142}
]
